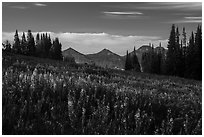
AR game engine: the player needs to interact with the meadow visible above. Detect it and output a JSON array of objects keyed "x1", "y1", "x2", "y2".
[{"x1": 2, "y1": 52, "x2": 202, "y2": 135}]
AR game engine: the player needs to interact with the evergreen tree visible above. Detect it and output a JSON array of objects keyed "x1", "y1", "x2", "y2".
[
  {"x1": 185, "y1": 31, "x2": 195, "y2": 78},
  {"x1": 182, "y1": 27, "x2": 187, "y2": 47},
  {"x1": 36, "y1": 33, "x2": 43, "y2": 57},
  {"x1": 21, "y1": 32, "x2": 27, "y2": 55},
  {"x1": 141, "y1": 52, "x2": 152, "y2": 73},
  {"x1": 194, "y1": 25, "x2": 202, "y2": 80},
  {"x1": 166, "y1": 24, "x2": 177, "y2": 75},
  {"x1": 13, "y1": 30, "x2": 21, "y2": 54},
  {"x1": 157, "y1": 42, "x2": 162, "y2": 74},
  {"x1": 3, "y1": 40, "x2": 11, "y2": 52},
  {"x1": 182, "y1": 27, "x2": 187, "y2": 72},
  {"x1": 45, "y1": 33, "x2": 52, "y2": 58},
  {"x1": 27, "y1": 30, "x2": 35, "y2": 56},
  {"x1": 132, "y1": 47, "x2": 141, "y2": 72},
  {"x1": 175, "y1": 27, "x2": 184, "y2": 77},
  {"x1": 125, "y1": 50, "x2": 131, "y2": 70},
  {"x1": 50, "y1": 38, "x2": 63, "y2": 60}
]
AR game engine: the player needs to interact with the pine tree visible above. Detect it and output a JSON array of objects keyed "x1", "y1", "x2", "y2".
[
  {"x1": 166, "y1": 24, "x2": 177, "y2": 75},
  {"x1": 182, "y1": 27, "x2": 187, "y2": 72},
  {"x1": 44, "y1": 33, "x2": 52, "y2": 58},
  {"x1": 35, "y1": 33, "x2": 40, "y2": 56},
  {"x1": 132, "y1": 47, "x2": 141, "y2": 72},
  {"x1": 3, "y1": 40, "x2": 11, "y2": 52},
  {"x1": 27, "y1": 30, "x2": 35, "y2": 56},
  {"x1": 194, "y1": 25, "x2": 202, "y2": 80},
  {"x1": 21, "y1": 32, "x2": 27, "y2": 55},
  {"x1": 175, "y1": 27, "x2": 184, "y2": 77},
  {"x1": 13, "y1": 30, "x2": 21, "y2": 54},
  {"x1": 141, "y1": 52, "x2": 151, "y2": 73},
  {"x1": 185, "y1": 31, "x2": 195, "y2": 78},
  {"x1": 50, "y1": 38, "x2": 63, "y2": 60},
  {"x1": 157, "y1": 42, "x2": 162, "y2": 74},
  {"x1": 125, "y1": 50, "x2": 131, "y2": 70},
  {"x1": 182, "y1": 27, "x2": 187, "y2": 47}
]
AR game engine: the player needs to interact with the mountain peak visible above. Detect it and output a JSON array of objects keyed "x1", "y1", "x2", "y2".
[
  {"x1": 67, "y1": 47, "x2": 75, "y2": 51},
  {"x1": 101, "y1": 48, "x2": 110, "y2": 52}
]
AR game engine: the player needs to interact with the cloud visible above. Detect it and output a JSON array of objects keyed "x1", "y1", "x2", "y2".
[
  {"x1": 166, "y1": 16, "x2": 202, "y2": 24},
  {"x1": 149, "y1": 2, "x2": 201, "y2": 11},
  {"x1": 2, "y1": 32, "x2": 167, "y2": 56},
  {"x1": 184, "y1": 17, "x2": 202, "y2": 20},
  {"x1": 103, "y1": 11, "x2": 143, "y2": 15},
  {"x1": 102, "y1": 11, "x2": 144, "y2": 20},
  {"x1": 34, "y1": 3, "x2": 47, "y2": 7},
  {"x1": 9, "y1": 5, "x2": 28, "y2": 9},
  {"x1": 175, "y1": 20, "x2": 202, "y2": 23},
  {"x1": 108, "y1": 2, "x2": 201, "y2": 11}
]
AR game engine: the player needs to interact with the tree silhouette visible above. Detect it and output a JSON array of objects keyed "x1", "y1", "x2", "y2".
[
  {"x1": 27, "y1": 30, "x2": 35, "y2": 56},
  {"x1": 132, "y1": 47, "x2": 141, "y2": 72},
  {"x1": 21, "y1": 32, "x2": 27, "y2": 55},
  {"x1": 13, "y1": 30, "x2": 21, "y2": 54},
  {"x1": 125, "y1": 50, "x2": 131, "y2": 70}
]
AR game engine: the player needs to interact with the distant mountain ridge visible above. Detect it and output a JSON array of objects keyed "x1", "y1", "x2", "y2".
[
  {"x1": 62, "y1": 47, "x2": 92, "y2": 64},
  {"x1": 62, "y1": 45, "x2": 167, "y2": 69},
  {"x1": 86, "y1": 48, "x2": 125, "y2": 69}
]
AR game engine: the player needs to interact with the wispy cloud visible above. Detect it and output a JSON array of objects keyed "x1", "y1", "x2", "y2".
[
  {"x1": 102, "y1": 11, "x2": 144, "y2": 20},
  {"x1": 103, "y1": 11, "x2": 143, "y2": 15},
  {"x1": 166, "y1": 16, "x2": 202, "y2": 24},
  {"x1": 34, "y1": 3, "x2": 47, "y2": 7},
  {"x1": 9, "y1": 5, "x2": 28, "y2": 10},
  {"x1": 2, "y1": 31, "x2": 167, "y2": 56},
  {"x1": 108, "y1": 2, "x2": 201, "y2": 11},
  {"x1": 184, "y1": 17, "x2": 202, "y2": 20}
]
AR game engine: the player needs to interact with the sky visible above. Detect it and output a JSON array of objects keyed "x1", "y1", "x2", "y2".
[{"x1": 2, "y1": 2, "x2": 202, "y2": 56}]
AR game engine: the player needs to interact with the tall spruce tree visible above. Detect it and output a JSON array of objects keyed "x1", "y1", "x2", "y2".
[
  {"x1": 3, "y1": 40, "x2": 12, "y2": 52},
  {"x1": 166, "y1": 24, "x2": 177, "y2": 75},
  {"x1": 175, "y1": 27, "x2": 184, "y2": 77},
  {"x1": 21, "y1": 32, "x2": 27, "y2": 55},
  {"x1": 194, "y1": 25, "x2": 202, "y2": 80},
  {"x1": 13, "y1": 30, "x2": 21, "y2": 54},
  {"x1": 125, "y1": 50, "x2": 131, "y2": 70},
  {"x1": 50, "y1": 38, "x2": 63, "y2": 60},
  {"x1": 132, "y1": 47, "x2": 141, "y2": 72},
  {"x1": 141, "y1": 52, "x2": 151, "y2": 73},
  {"x1": 185, "y1": 31, "x2": 195, "y2": 78},
  {"x1": 27, "y1": 30, "x2": 35, "y2": 56},
  {"x1": 35, "y1": 33, "x2": 41, "y2": 57}
]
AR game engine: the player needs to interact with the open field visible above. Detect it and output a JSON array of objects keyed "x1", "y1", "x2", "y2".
[{"x1": 2, "y1": 52, "x2": 202, "y2": 135}]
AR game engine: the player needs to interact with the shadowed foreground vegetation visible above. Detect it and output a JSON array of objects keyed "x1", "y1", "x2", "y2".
[{"x1": 2, "y1": 52, "x2": 202, "y2": 135}]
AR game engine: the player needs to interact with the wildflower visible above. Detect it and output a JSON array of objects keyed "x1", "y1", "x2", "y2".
[
  {"x1": 82, "y1": 107, "x2": 86, "y2": 115},
  {"x1": 33, "y1": 68, "x2": 38, "y2": 76},
  {"x1": 19, "y1": 73, "x2": 24, "y2": 81},
  {"x1": 135, "y1": 109, "x2": 140, "y2": 119}
]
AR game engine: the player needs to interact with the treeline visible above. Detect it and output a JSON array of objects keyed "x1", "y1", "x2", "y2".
[
  {"x1": 125, "y1": 47, "x2": 141, "y2": 72},
  {"x1": 125, "y1": 24, "x2": 202, "y2": 80},
  {"x1": 166, "y1": 24, "x2": 202, "y2": 80},
  {"x1": 141, "y1": 43, "x2": 165, "y2": 74},
  {"x1": 2, "y1": 30, "x2": 63, "y2": 60}
]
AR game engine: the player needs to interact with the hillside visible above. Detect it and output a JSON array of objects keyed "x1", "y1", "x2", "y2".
[
  {"x1": 86, "y1": 49, "x2": 125, "y2": 69},
  {"x1": 62, "y1": 47, "x2": 93, "y2": 64},
  {"x1": 63, "y1": 48, "x2": 125, "y2": 69},
  {"x1": 2, "y1": 53, "x2": 202, "y2": 135},
  {"x1": 123, "y1": 45, "x2": 167, "y2": 69}
]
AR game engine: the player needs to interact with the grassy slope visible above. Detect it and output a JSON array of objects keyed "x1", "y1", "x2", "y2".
[{"x1": 2, "y1": 52, "x2": 202, "y2": 135}]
